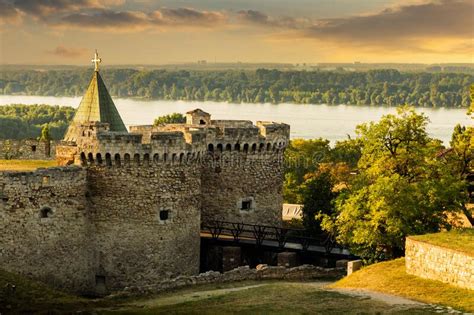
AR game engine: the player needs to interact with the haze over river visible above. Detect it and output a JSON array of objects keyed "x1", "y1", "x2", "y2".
[{"x1": 1, "y1": 95, "x2": 471, "y2": 145}]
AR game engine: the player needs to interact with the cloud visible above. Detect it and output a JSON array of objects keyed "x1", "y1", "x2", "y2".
[
  {"x1": 0, "y1": 1, "x2": 22, "y2": 24},
  {"x1": 304, "y1": 0, "x2": 473, "y2": 43},
  {"x1": 237, "y1": 1, "x2": 473, "y2": 55},
  {"x1": 47, "y1": 45, "x2": 88, "y2": 58},
  {"x1": 56, "y1": 7, "x2": 227, "y2": 31},
  {"x1": 236, "y1": 9, "x2": 308, "y2": 29},
  {"x1": 11, "y1": 0, "x2": 101, "y2": 18}
]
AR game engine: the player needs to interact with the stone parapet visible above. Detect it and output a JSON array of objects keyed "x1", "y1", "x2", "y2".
[{"x1": 405, "y1": 237, "x2": 474, "y2": 290}]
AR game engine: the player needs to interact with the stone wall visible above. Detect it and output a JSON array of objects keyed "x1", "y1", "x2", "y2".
[
  {"x1": 116, "y1": 264, "x2": 345, "y2": 296},
  {"x1": 0, "y1": 167, "x2": 94, "y2": 293},
  {"x1": 0, "y1": 139, "x2": 58, "y2": 160},
  {"x1": 86, "y1": 162, "x2": 202, "y2": 291},
  {"x1": 405, "y1": 237, "x2": 474, "y2": 290},
  {"x1": 201, "y1": 151, "x2": 284, "y2": 226}
]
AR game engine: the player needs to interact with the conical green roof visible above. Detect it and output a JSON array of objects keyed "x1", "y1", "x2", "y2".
[{"x1": 64, "y1": 71, "x2": 127, "y2": 141}]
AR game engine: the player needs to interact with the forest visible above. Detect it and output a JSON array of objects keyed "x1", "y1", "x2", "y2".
[
  {"x1": 1, "y1": 68, "x2": 472, "y2": 108},
  {"x1": 0, "y1": 104, "x2": 75, "y2": 139}
]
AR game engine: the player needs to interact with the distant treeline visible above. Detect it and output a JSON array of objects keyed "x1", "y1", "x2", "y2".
[
  {"x1": 0, "y1": 104, "x2": 75, "y2": 139},
  {"x1": 1, "y1": 69, "x2": 472, "y2": 108}
]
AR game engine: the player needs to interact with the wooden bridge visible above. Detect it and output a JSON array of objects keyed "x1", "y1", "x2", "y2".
[{"x1": 201, "y1": 220, "x2": 351, "y2": 257}]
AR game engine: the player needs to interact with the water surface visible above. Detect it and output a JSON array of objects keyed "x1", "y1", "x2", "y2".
[{"x1": 1, "y1": 95, "x2": 471, "y2": 145}]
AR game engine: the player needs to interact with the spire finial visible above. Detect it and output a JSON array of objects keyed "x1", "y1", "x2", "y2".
[{"x1": 91, "y1": 49, "x2": 102, "y2": 72}]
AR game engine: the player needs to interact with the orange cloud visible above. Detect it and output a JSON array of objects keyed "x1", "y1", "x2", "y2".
[{"x1": 46, "y1": 45, "x2": 88, "y2": 58}]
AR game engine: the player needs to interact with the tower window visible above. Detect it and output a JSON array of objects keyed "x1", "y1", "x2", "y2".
[
  {"x1": 31, "y1": 145, "x2": 36, "y2": 152},
  {"x1": 241, "y1": 200, "x2": 252, "y2": 210},
  {"x1": 200, "y1": 119, "x2": 206, "y2": 125},
  {"x1": 39, "y1": 206, "x2": 53, "y2": 219},
  {"x1": 159, "y1": 210, "x2": 170, "y2": 221}
]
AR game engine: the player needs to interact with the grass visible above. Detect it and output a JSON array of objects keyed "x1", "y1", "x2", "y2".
[
  {"x1": 333, "y1": 258, "x2": 474, "y2": 313},
  {"x1": 409, "y1": 228, "x2": 474, "y2": 256},
  {"x1": 0, "y1": 269, "x2": 95, "y2": 314},
  {"x1": 0, "y1": 159, "x2": 58, "y2": 171},
  {"x1": 106, "y1": 282, "x2": 436, "y2": 314}
]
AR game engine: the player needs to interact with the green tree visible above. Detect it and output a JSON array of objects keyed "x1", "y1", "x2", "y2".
[
  {"x1": 300, "y1": 171, "x2": 337, "y2": 237},
  {"x1": 328, "y1": 107, "x2": 467, "y2": 262},
  {"x1": 153, "y1": 113, "x2": 186, "y2": 126},
  {"x1": 39, "y1": 124, "x2": 52, "y2": 141}
]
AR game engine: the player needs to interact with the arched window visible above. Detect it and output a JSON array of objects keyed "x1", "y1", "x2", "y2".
[
  {"x1": 187, "y1": 152, "x2": 192, "y2": 162},
  {"x1": 153, "y1": 153, "x2": 160, "y2": 164},
  {"x1": 179, "y1": 153, "x2": 184, "y2": 163},
  {"x1": 143, "y1": 153, "x2": 150, "y2": 166},
  {"x1": 172, "y1": 153, "x2": 177, "y2": 163},
  {"x1": 88, "y1": 153, "x2": 94, "y2": 164},
  {"x1": 267, "y1": 143, "x2": 272, "y2": 151},
  {"x1": 217, "y1": 143, "x2": 223, "y2": 152},
  {"x1": 80, "y1": 152, "x2": 87, "y2": 165},
  {"x1": 134, "y1": 153, "x2": 140, "y2": 166},
  {"x1": 225, "y1": 144, "x2": 232, "y2": 151},
  {"x1": 114, "y1": 153, "x2": 121, "y2": 167},
  {"x1": 243, "y1": 143, "x2": 249, "y2": 153},
  {"x1": 259, "y1": 143, "x2": 265, "y2": 152},
  {"x1": 124, "y1": 153, "x2": 131, "y2": 166},
  {"x1": 105, "y1": 153, "x2": 112, "y2": 166},
  {"x1": 96, "y1": 153, "x2": 103, "y2": 165},
  {"x1": 234, "y1": 143, "x2": 241, "y2": 151},
  {"x1": 208, "y1": 144, "x2": 214, "y2": 152},
  {"x1": 251, "y1": 143, "x2": 257, "y2": 153}
]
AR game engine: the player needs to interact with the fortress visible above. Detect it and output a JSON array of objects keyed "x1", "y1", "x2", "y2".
[{"x1": 0, "y1": 53, "x2": 290, "y2": 294}]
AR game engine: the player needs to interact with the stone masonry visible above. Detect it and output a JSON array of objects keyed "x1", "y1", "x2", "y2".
[
  {"x1": 0, "y1": 139, "x2": 58, "y2": 160},
  {"x1": 405, "y1": 237, "x2": 474, "y2": 290},
  {"x1": 0, "y1": 64, "x2": 290, "y2": 294}
]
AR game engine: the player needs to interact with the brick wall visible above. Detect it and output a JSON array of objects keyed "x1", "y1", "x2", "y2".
[{"x1": 405, "y1": 237, "x2": 474, "y2": 290}]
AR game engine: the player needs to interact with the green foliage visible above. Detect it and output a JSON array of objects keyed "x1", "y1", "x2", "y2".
[
  {"x1": 283, "y1": 138, "x2": 331, "y2": 203},
  {"x1": 1, "y1": 68, "x2": 472, "y2": 107},
  {"x1": 0, "y1": 104, "x2": 75, "y2": 139},
  {"x1": 300, "y1": 171, "x2": 337, "y2": 237},
  {"x1": 39, "y1": 124, "x2": 52, "y2": 141},
  {"x1": 328, "y1": 107, "x2": 467, "y2": 262},
  {"x1": 153, "y1": 113, "x2": 186, "y2": 126}
]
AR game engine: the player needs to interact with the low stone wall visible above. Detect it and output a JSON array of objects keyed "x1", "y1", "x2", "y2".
[
  {"x1": 114, "y1": 264, "x2": 344, "y2": 296},
  {"x1": 405, "y1": 237, "x2": 474, "y2": 290}
]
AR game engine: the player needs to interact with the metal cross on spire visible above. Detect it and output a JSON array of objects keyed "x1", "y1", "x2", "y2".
[{"x1": 91, "y1": 49, "x2": 102, "y2": 72}]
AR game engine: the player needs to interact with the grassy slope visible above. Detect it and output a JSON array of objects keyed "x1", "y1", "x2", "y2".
[
  {"x1": 409, "y1": 229, "x2": 474, "y2": 256},
  {"x1": 333, "y1": 258, "x2": 474, "y2": 312},
  {"x1": 0, "y1": 269, "x2": 93, "y2": 313},
  {"x1": 0, "y1": 159, "x2": 58, "y2": 171}
]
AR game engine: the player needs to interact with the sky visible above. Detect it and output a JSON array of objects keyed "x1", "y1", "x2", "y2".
[{"x1": 0, "y1": 0, "x2": 472, "y2": 65}]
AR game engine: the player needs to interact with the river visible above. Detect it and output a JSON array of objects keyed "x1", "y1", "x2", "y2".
[{"x1": 0, "y1": 95, "x2": 471, "y2": 145}]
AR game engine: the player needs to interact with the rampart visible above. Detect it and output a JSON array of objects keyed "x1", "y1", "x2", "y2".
[
  {"x1": 405, "y1": 237, "x2": 474, "y2": 290},
  {"x1": 0, "y1": 167, "x2": 94, "y2": 293}
]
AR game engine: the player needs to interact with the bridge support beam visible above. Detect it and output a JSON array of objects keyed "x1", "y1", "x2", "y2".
[
  {"x1": 277, "y1": 252, "x2": 298, "y2": 268},
  {"x1": 223, "y1": 246, "x2": 242, "y2": 272}
]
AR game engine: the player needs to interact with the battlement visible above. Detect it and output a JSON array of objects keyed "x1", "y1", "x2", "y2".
[{"x1": 59, "y1": 109, "x2": 290, "y2": 167}]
